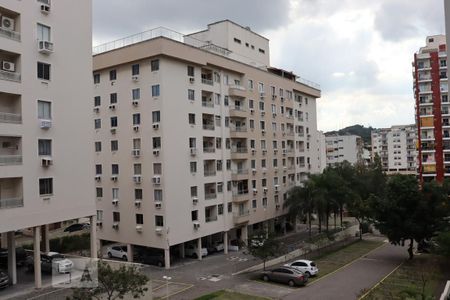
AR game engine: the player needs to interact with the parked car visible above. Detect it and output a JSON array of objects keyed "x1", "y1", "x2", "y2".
[
  {"x1": 107, "y1": 245, "x2": 128, "y2": 260},
  {"x1": 207, "y1": 241, "x2": 224, "y2": 253},
  {"x1": 27, "y1": 252, "x2": 73, "y2": 274},
  {"x1": 139, "y1": 253, "x2": 165, "y2": 267},
  {"x1": 261, "y1": 267, "x2": 308, "y2": 287},
  {"x1": 0, "y1": 269, "x2": 10, "y2": 289},
  {"x1": 0, "y1": 247, "x2": 28, "y2": 266},
  {"x1": 284, "y1": 259, "x2": 319, "y2": 276},
  {"x1": 185, "y1": 244, "x2": 208, "y2": 258},
  {"x1": 64, "y1": 223, "x2": 90, "y2": 233},
  {"x1": 228, "y1": 239, "x2": 240, "y2": 251}
]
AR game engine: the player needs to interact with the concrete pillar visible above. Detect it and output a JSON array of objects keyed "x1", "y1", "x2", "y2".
[
  {"x1": 164, "y1": 248, "x2": 171, "y2": 269},
  {"x1": 127, "y1": 244, "x2": 133, "y2": 262},
  {"x1": 179, "y1": 243, "x2": 185, "y2": 259},
  {"x1": 241, "y1": 226, "x2": 248, "y2": 246},
  {"x1": 90, "y1": 215, "x2": 98, "y2": 259},
  {"x1": 1, "y1": 233, "x2": 7, "y2": 248},
  {"x1": 223, "y1": 232, "x2": 228, "y2": 254},
  {"x1": 269, "y1": 219, "x2": 275, "y2": 233},
  {"x1": 33, "y1": 226, "x2": 42, "y2": 289},
  {"x1": 197, "y1": 238, "x2": 202, "y2": 261},
  {"x1": 41, "y1": 225, "x2": 50, "y2": 253},
  {"x1": 7, "y1": 231, "x2": 16, "y2": 285},
  {"x1": 263, "y1": 222, "x2": 269, "y2": 238}
]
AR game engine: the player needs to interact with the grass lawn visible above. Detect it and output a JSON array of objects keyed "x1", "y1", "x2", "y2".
[
  {"x1": 194, "y1": 290, "x2": 269, "y2": 300},
  {"x1": 361, "y1": 254, "x2": 450, "y2": 299}
]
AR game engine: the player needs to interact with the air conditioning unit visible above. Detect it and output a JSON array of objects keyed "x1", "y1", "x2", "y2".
[
  {"x1": 280, "y1": 97, "x2": 285, "y2": 102},
  {"x1": 108, "y1": 104, "x2": 116, "y2": 110},
  {"x1": 261, "y1": 111, "x2": 265, "y2": 117},
  {"x1": 112, "y1": 199, "x2": 119, "y2": 206},
  {"x1": 262, "y1": 149, "x2": 267, "y2": 155},
  {"x1": 1, "y1": 16, "x2": 14, "y2": 31},
  {"x1": 132, "y1": 100, "x2": 139, "y2": 106},
  {"x1": 133, "y1": 125, "x2": 140, "y2": 132},
  {"x1": 152, "y1": 176, "x2": 161, "y2": 185},
  {"x1": 260, "y1": 92, "x2": 265, "y2": 98},
  {"x1": 41, "y1": 157, "x2": 53, "y2": 167},
  {"x1": 136, "y1": 225, "x2": 143, "y2": 232},
  {"x1": 274, "y1": 185, "x2": 280, "y2": 192},
  {"x1": 263, "y1": 187, "x2": 268, "y2": 194},
  {"x1": 253, "y1": 188, "x2": 257, "y2": 195},
  {"x1": 155, "y1": 202, "x2": 162, "y2": 209},
  {"x1": 153, "y1": 149, "x2": 160, "y2": 156},
  {"x1": 282, "y1": 149, "x2": 287, "y2": 155},
  {"x1": 40, "y1": 119, "x2": 52, "y2": 129},
  {"x1": 112, "y1": 223, "x2": 119, "y2": 229},
  {"x1": 189, "y1": 77, "x2": 195, "y2": 84},
  {"x1": 274, "y1": 149, "x2": 278, "y2": 154},
  {"x1": 133, "y1": 175, "x2": 142, "y2": 184},
  {"x1": 132, "y1": 149, "x2": 141, "y2": 157},
  {"x1": 95, "y1": 175, "x2": 101, "y2": 181},
  {"x1": 134, "y1": 200, "x2": 142, "y2": 207},
  {"x1": 250, "y1": 109, "x2": 255, "y2": 115},
  {"x1": 132, "y1": 75, "x2": 139, "y2": 81},
  {"x1": 38, "y1": 40, "x2": 54, "y2": 54},
  {"x1": 110, "y1": 127, "x2": 117, "y2": 134},
  {"x1": 272, "y1": 113, "x2": 277, "y2": 118},
  {"x1": 152, "y1": 123, "x2": 160, "y2": 130},
  {"x1": 193, "y1": 222, "x2": 200, "y2": 229},
  {"x1": 272, "y1": 95, "x2": 276, "y2": 100},
  {"x1": 192, "y1": 197, "x2": 198, "y2": 205},
  {"x1": 2, "y1": 61, "x2": 15, "y2": 72},
  {"x1": 276, "y1": 204, "x2": 281, "y2": 210},
  {"x1": 155, "y1": 227, "x2": 163, "y2": 235},
  {"x1": 96, "y1": 221, "x2": 103, "y2": 227},
  {"x1": 93, "y1": 106, "x2": 100, "y2": 113},
  {"x1": 40, "y1": 4, "x2": 51, "y2": 14},
  {"x1": 111, "y1": 175, "x2": 118, "y2": 181},
  {"x1": 252, "y1": 168, "x2": 256, "y2": 175},
  {"x1": 190, "y1": 147, "x2": 197, "y2": 156},
  {"x1": 251, "y1": 148, "x2": 256, "y2": 154}
]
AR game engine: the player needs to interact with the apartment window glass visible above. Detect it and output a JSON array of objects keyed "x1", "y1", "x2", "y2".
[
  {"x1": 187, "y1": 66, "x2": 195, "y2": 77},
  {"x1": 37, "y1": 62, "x2": 50, "y2": 80},
  {"x1": 190, "y1": 186, "x2": 198, "y2": 197},
  {"x1": 259, "y1": 101, "x2": 265, "y2": 111},
  {"x1": 260, "y1": 121, "x2": 265, "y2": 130},
  {"x1": 218, "y1": 204, "x2": 224, "y2": 215},
  {"x1": 228, "y1": 202, "x2": 232, "y2": 213},
  {"x1": 96, "y1": 187, "x2": 103, "y2": 198},
  {"x1": 39, "y1": 178, "x2": 53, "y2": 196},
  {"x1": 113, "y1": 212, "x2": 120, "y2": 222},
  {"x1": 152, "y1": 111, "x2": 160, "y2": 123},
  {"x1": 112, "y1": 188, "x2": 119, "y2": 200},
  {"x1": 110, "y1": 116, "x2": 118, "y2": 127},
  {"x1": 189, "y1": 137, "x2": 196, "y2": 148},
  {"x1": 217, "y1": 183, "x2": 223, "y2": 193},
  {"x1": 95, "y1": 141, "x2": 101, "y2": 152},
  {"x1": 154, "y1": 189, "x2": 162, "y2": 201},
  {"x1": 110, "y1": 70, "x2": 116, "y2": 81},
  {"x1": 112, "y1": 164, "x2": 119, "y2": 175},
  {"x1": 94, "y1": 96, "x2": 101, "y2": 107},
  {"x1": 37, "y1": 23, "x2": 51, "y2": 41},
  {"x1": 136, "y1": 214, "x2": 144, "y2": 225},
  {"x1": 94, "y1": 119, "x2": 101, "y2": 129},
  {"x1": 153, "y1": 163, "x2": 162, "y2": 175},
  {"x1": 250, "y1": 119, "x2": 254, "y2": 129},
  {"x1": 135, "y1": 189, "x2": 143, "y2": 200},
  {"x1": 37, "y1": 100, "x2": 51, "y2": 119},
  {"x1": 190, "y1": 161, "x2": 197, "y2": 173},
  {"x1": 262, "y1": 197, "x2": 268, "y2": 207},
  {"x1": 133, "y1": 113, "x2": 140, "y2": 125},
  {"x1": 133, "y1": 138, "x2": 141, "y2": 150},
  {"x1": 248, "y1": 79, "x2": 254, "y2": 90},
  {"x1": 155, "y1": 215, "x2": 164, "y2": 227},
  {"x1": 249, "y1": 99, "x2": 254, "y2": 109},
  {"x1": 216, "y1": 160, "x2": 222, "y2": 171},
  {"x1": 224, "y1": 96, "x2": 229, "y2": 106},
  {"x1": 134, "y1": 164, "x2": 142, "y2": 175},
  {"x1": 131, "y1": 64, "x2": 139, "y2": 76},
  {"x1": 188, "y1": 113, "x2": 195, "y2": 125},
  {"x1": 152, "y1": 85, "x2": 160, "y2": 97},
  {"x1": 191, "y1": 210, "x2": 198, "y2": 221},
  {"x1": 95, "y1": 164, "x2": 102, "y2": 175},
  {"x1": 111, "y1": 140, "x2": 118, "y2": 151},
  {"x1": 93, "y1": 74, "x2": 100, "y2": 84},
  {"x1": 216, "y1": 138, "x2": 222, "y2": 149},
  {"x1": 38, "y1": 139, "x2": 51, "y2": 156},
  {"x1": 258, "y1": 82, "x2": 264, "y2": 92},
  {"x1": 226, "y1": 159, "x2": 231, "y2": 170},
  {"x1": 153, "y1": 137, "x2": 161, "y2": 149},
  {"x1": 132, "y1": 88, "x2": 140, "y2": 100},
  {"x1": 151, "y1": 59, "x2": 160, "y2": 71},
  {"x1": 188, "y1": 89, "x2": 195, "y2": 100},
  {"x1": 110, "y1": 93, "x2": 117, "y2": 104}
]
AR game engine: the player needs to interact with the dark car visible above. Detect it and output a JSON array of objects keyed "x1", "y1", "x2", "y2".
[
  {"x1": 64, "y1": 223, "x2": 89, "y2": 233},
  {"x1": 138, "y1": 253, "x2": 165, "y2": 267},
  {"x1": 0, "y1": 269, "x2": 10, "y2": 289},
  {"x1": 26, "y1": 252, "x2": 73, "y2": 274},
  {"x1": 0, "y1": 247, "x2": 28, "y2": 266},
  {"x1": 261, "y1": 267, "x2": 308, "y2": 287}
]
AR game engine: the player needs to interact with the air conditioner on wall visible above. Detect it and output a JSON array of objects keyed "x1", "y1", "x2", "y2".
[
  {"x1": 2, "y1": 61, "x2": 15, "y2": 72},
  {"x1": 40, "y1": 4, "x2": 51, "y2": 14},
  {"x1": 1, "y1": 16, "x2": 14, "y2": 31},
  {"x1": 152, "y1": 176, "x2": 161, "y2": 185},
  {"x1": 152, "y1": 123, "x2": 160, "y2": 130},
  {"x1": 41, "y1": 157, "x2": 53, "y2": 167},
  {"x1": 132, "y1": 75, "x2": 139, "y2": 81}
]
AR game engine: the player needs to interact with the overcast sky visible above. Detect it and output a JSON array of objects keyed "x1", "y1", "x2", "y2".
[{"x1": 93, "y1": 0, "x2": 446, "y2": 132}]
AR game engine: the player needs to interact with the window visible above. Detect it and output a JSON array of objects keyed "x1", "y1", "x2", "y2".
[
  {"x1": 113, "y1": 212, "x2": 120, "y2": 222},
  {"x1": 259, "y1": 48, "x2": 265, "y2": 54},
  {"x1": 152, "y1": 85, "x2": 160, "y2": 97},
  {"x1": 111, "y1": 140, "x2": 118, "y2": 151},
  {"x1": 95, "y1": 141, "x2": 102, "y2": 152},
  {"x1": 262, "y1": 197, "x2": 267, "y2": 207},
  {"x1": 39, "y1": 178, "x2": 53, "y2": 196},
  {"x1": 216, "y1": 160, "x2": 222, "y2": 171},
  {"x1": 135, "y1": 189, "x2": 143, "y2": 200},
  {"x1": 151, "y1": 59, "x2": 160, "y2": 71},
  {"x1": 136, "y1": 214, "x2": 144, "y2": 225},
  {"x1": 94, "y1": 119, "x2": 101, "y2": 129},
  {"x1": 188, "y1": 89, "x2": 195, "y2": 101},
  {"x1": 187, "y1": 66, "x2": 195, "y2": 77},
  {"x1": 132, "y1": 64, "x2": 140, "y2": 76},
  {"x1": 249, "y1": 99, "x2": 254, "y2": 109},
  {"x1": 260, "y1": 121, "x2": 265, "y2": 130},
  {"x1": 189, "y1": 137, "x2": 196, "y2": 148},
  {"x1": 217, "y1": 182, "x2": 223, "y2": 193},
  {"x1": 133, "y1": 138, "x2": 141, "y2": 150},
  {"x1": 228, "y1": 202, "x2": 232, "y2": 213},
  {"x1": 155, "y1": 215, "x2": 164, "y2": 227},
  {"x1": 38, "y1": 100, "x2": 51, "y2": 119},
  {"x1": 94, "y1": 96, "x2": 101, "y2": 107},
  {"x1": 93, "y1": 74, "x2": 100, "y2": 84},
  {"x1": 37, "y1": 62, "x2": 50, "y2": 80},
  {"x1": 133, "y1": 113, "x2": 140, "y2": 125},
  {"x1": 252, "y1": 199, "x2": 257, "y2": 208},
  {"x1": 153, "y1": 137, "x2": 161, "y2": 149},
  {"x1": 110, "y1": 116, "x2": 118, "y2": 127},
  {"x1": 190, "y1": 161, "x2": 197, "y2": 173},
  {"x1": 218, "y1": 204, "x2": 224, "y2": 215},
  {"x1": 95, "y1": 164, "x2": 102, "y2": 175},
  {"x1": 234, "y1": 38, "x2": 241, "y2": 44},
  {"x1": 224, "y1": 96, "x2": 229, "y2": 106},
  {"x1": 38, "y1": 139, "x2": 51, "y2": 156},
  {"x1": 259, "y1": 101, "x2": 265, "y2": 111},
  {"x1": 154, "y1": 189, "x2": 162, "y2": 201},
  {"x1": 96, "y1": 187, "x2": 103, "y2": 198},
  {"x1": 110, "y1": 93, "x2": 117, "y2": 104},
  {"x1": 37, "y1": 23, "x2": 51, "y2": 41},
  {"x1": 153, "y1": 163, "x2": 162, "y2": 175},
  {"x1": 216, "y1": 138, "x2": 222, "y2": 149},
  {"x1": 226, "y1": 159, "x2": 231, "y2": 170},
  {"x1": 191, "y1": 210, "x2": 198, "y2": 221},
  {"x1": 134, "y1": 164, "x2": 142, "y2": 175},
  {"x1": 258, "y1": 82, "x2": 264, "y2": 92},
  {"x1": 190, "y1": 186, "x2": 198, "y2": 197},
  {"x1": 250, "y1": 119, "x2": 255, "y2": 129},
  {"x1": 188, "y1": 113, "x2": 195, "y2": 125},
  {"x1": 248, "y1": 79, "x2": 254, "y2": 90},
  {"x1": 132, "y1": 88, "x2": 140, "y2": 100},
  {"x1": 112, "y1": 164, "x2": 119, "y2": 175},
  {"x1": 152, "y1": 111, "x2": 160, "y2": 123},
  {"x1": 110, "y1": 70, "x2": 117, "y2": 81}
]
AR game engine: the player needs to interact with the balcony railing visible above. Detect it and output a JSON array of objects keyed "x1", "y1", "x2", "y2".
[
  {"x1": 201, "y1": 78, "x2": 213, "y2": 85},
  {"x1": 0, "y1": 70, "x2": 21, "y2": 82},
  {"x1": 203, "y1": 147, "x2": 215, "y2": 153},
  {"x1": 202, "y1": 124, "x2": 215, "y2": 130},
  {"x1": 205, "y1": 216, "x2": 218, "y2": 223},
  {"x1": 232, "y1": 190, "x2": 249, "y2": 197},
  {"x1": 0, "y1": 27, "x2": 20, "y2": 42},
  {"x1": 230, "y1": 106, "x2": 246, "y2": 112},
  {"x1": 232, "y1": 169, "x2": 249, "y2": 175},
  {"x1": 0, "y1": 197, "x2": 23, "y2": 209},
  {"x1": 233, "y1": 210, "x2": 250, "y2": 224},
  {"x1": 204, "y1": 170, "x2": 216, "y2": 177},
  {"x1": 0, "y1": 155, "x2": 22, "y2": 165},
  {"x1": 231, "y1": 126, "x2": 247, "y2": 132},
  {"x1": 202, "y1": 101, "x2": 214, "y2": 108},
  {"x1": 205, "y1": 193, "x2": 217, "y2": 200},
  {"x1": 0, "y1": 112, "x2": 21, "y2": 124},
  {"x1": 231, "y1": 147, "x2": 248, "y2": 154}
]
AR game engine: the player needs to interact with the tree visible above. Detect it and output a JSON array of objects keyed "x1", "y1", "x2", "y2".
[
  {"x1": 435, "y1": 231, "x2": 450, "y2": 258},
  {"x1": 67, "y1": 260, "x2": 149, "y2": 300},
  {"x1": 248, "y1": 231, "x2": 280, "y2": 270}
]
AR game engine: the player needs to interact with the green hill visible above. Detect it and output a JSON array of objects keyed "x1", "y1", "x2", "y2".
[{"x1": 325, "y1": 124, "x2": 374, "y2": 145}]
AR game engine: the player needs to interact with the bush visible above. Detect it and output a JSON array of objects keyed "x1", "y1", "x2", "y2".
[
  {"x1": 20, "y1": 233, "x2": 90, "y2": 253},
  {"x1": 361, "y1": 223, "x2": 370, "y2": 234}
]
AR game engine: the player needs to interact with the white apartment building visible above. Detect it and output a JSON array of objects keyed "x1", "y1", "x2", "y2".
[
  {"x1": 0, "y1": 0, "x2": 97, "y2": 288},
  {"x1": 371, "y1": 125, "x2": 417, "y2": 175},
  {"x1": 92, "y1": 20, "x2": 321, "y2": 268},
  {"x1": 317, "y1": 131, "x2": 326, "y2": 173},
  {"x1": 325, "y1": 135, "x2": 363, "y2": 166}
]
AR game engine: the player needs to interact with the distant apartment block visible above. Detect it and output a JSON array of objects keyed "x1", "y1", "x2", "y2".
[
  {"x1": 92, "y1": 20, "x2": 321, "y2": 268},
  {"x1": 317, "y1": 131, "x2": 326, "y2": 172},
  {"x1": 371, "y1": 125, "x2": 417, "y2": 175},
  {"x1": 325, "y1": 135, "x2": 363, "y2": 166},
  {"x1": 413, "y1": 35, "x2": 448, "y2": 182}
]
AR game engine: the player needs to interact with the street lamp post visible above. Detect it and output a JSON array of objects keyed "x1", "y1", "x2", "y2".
[{"x1": 162, "y1": 275, "x2": 171, "y2": 299}]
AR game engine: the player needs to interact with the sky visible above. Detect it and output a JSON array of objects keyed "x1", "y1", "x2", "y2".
[{"x1": 93, "y1": 0, "x2": 446, "y2": 132}]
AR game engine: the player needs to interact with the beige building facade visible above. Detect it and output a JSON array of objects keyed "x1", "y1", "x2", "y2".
[
  {"x1": 93, "y1": 21, "x2": 321, "y2": 267},
  {"x1": 0, "y1": 0, "x2": 97, "y2": 288}
]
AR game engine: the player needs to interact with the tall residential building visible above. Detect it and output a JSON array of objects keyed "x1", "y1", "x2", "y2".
[
  {"x1": 92, "y1": 20, "x2": 321, "y2": 268},
  {"x1": 325, "y1": 135, "x2": 363, "y2": 166},
  {"x1": 0, "y1": 0, "x2": 97, "y2": 288},
  {"x1": 413, "y1": 35, "x2": 448, "y2": 182},
  {"x1": 371, "y1": 125, "x2": 417, "y2": 175}
]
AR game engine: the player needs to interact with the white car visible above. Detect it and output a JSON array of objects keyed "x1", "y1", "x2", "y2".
[
  {"x1": 107, "y1": 245, "x2": 128, "y2": 260},
  {"x1": 185, "y1": 244, "x2": 208, "y2": 258},
  {"x1": 46, "y1": 252, "x2": 74, "y2": 273},
  {"x1": 284, "y1": 259, "x2": 319, "y2": 276}
]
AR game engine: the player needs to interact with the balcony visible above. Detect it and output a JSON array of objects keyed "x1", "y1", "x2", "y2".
[
  {"x1": 0, "y1": 178, "x2": 23, "y2": 209},
  {"x1": 0, "y1": 69, "x2": 20, "y2": 82},
  {"x1": 228, "y1": 85, "x2": 246, "y2": 98},
  {"x1": 232, "y1": 190, "x2": 249, "y2": 203},
  {"x1": 0, "y1": 197, "x2": 23, "y2": 209},
  {"x1": 229, "y1": 106, "x2": 247, "y2": 117},
  {"x1": 233, "y1": 210, "x2": 250, "y2": 224},
  {"x1": 231, "y1": 168, "x2": 249, "y2": 180},
  {"x1": 0, "y1": 112, "x2": 21, "y2": 124},
  {"x1": 0, "y1": 155, "x2": 22, "y2": 165},
  {"x1": 201, "y1": 69, "x2": 213, "y2": 86},
  {"x1": 0, "y1": 136, "x2": 22, "y2": 165},
  {"x1": 205, "y1": 193, "x2": 217, "y2": 200},
  {"x1": 202, "y1": 92, "x2": 214, "y2": 108},
  {"x1": 230, "y1": 126, "x2": 247, "y2": 138},
  {"x1": 0, "y1": 27, "x2": 20, "y2": 42}
]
